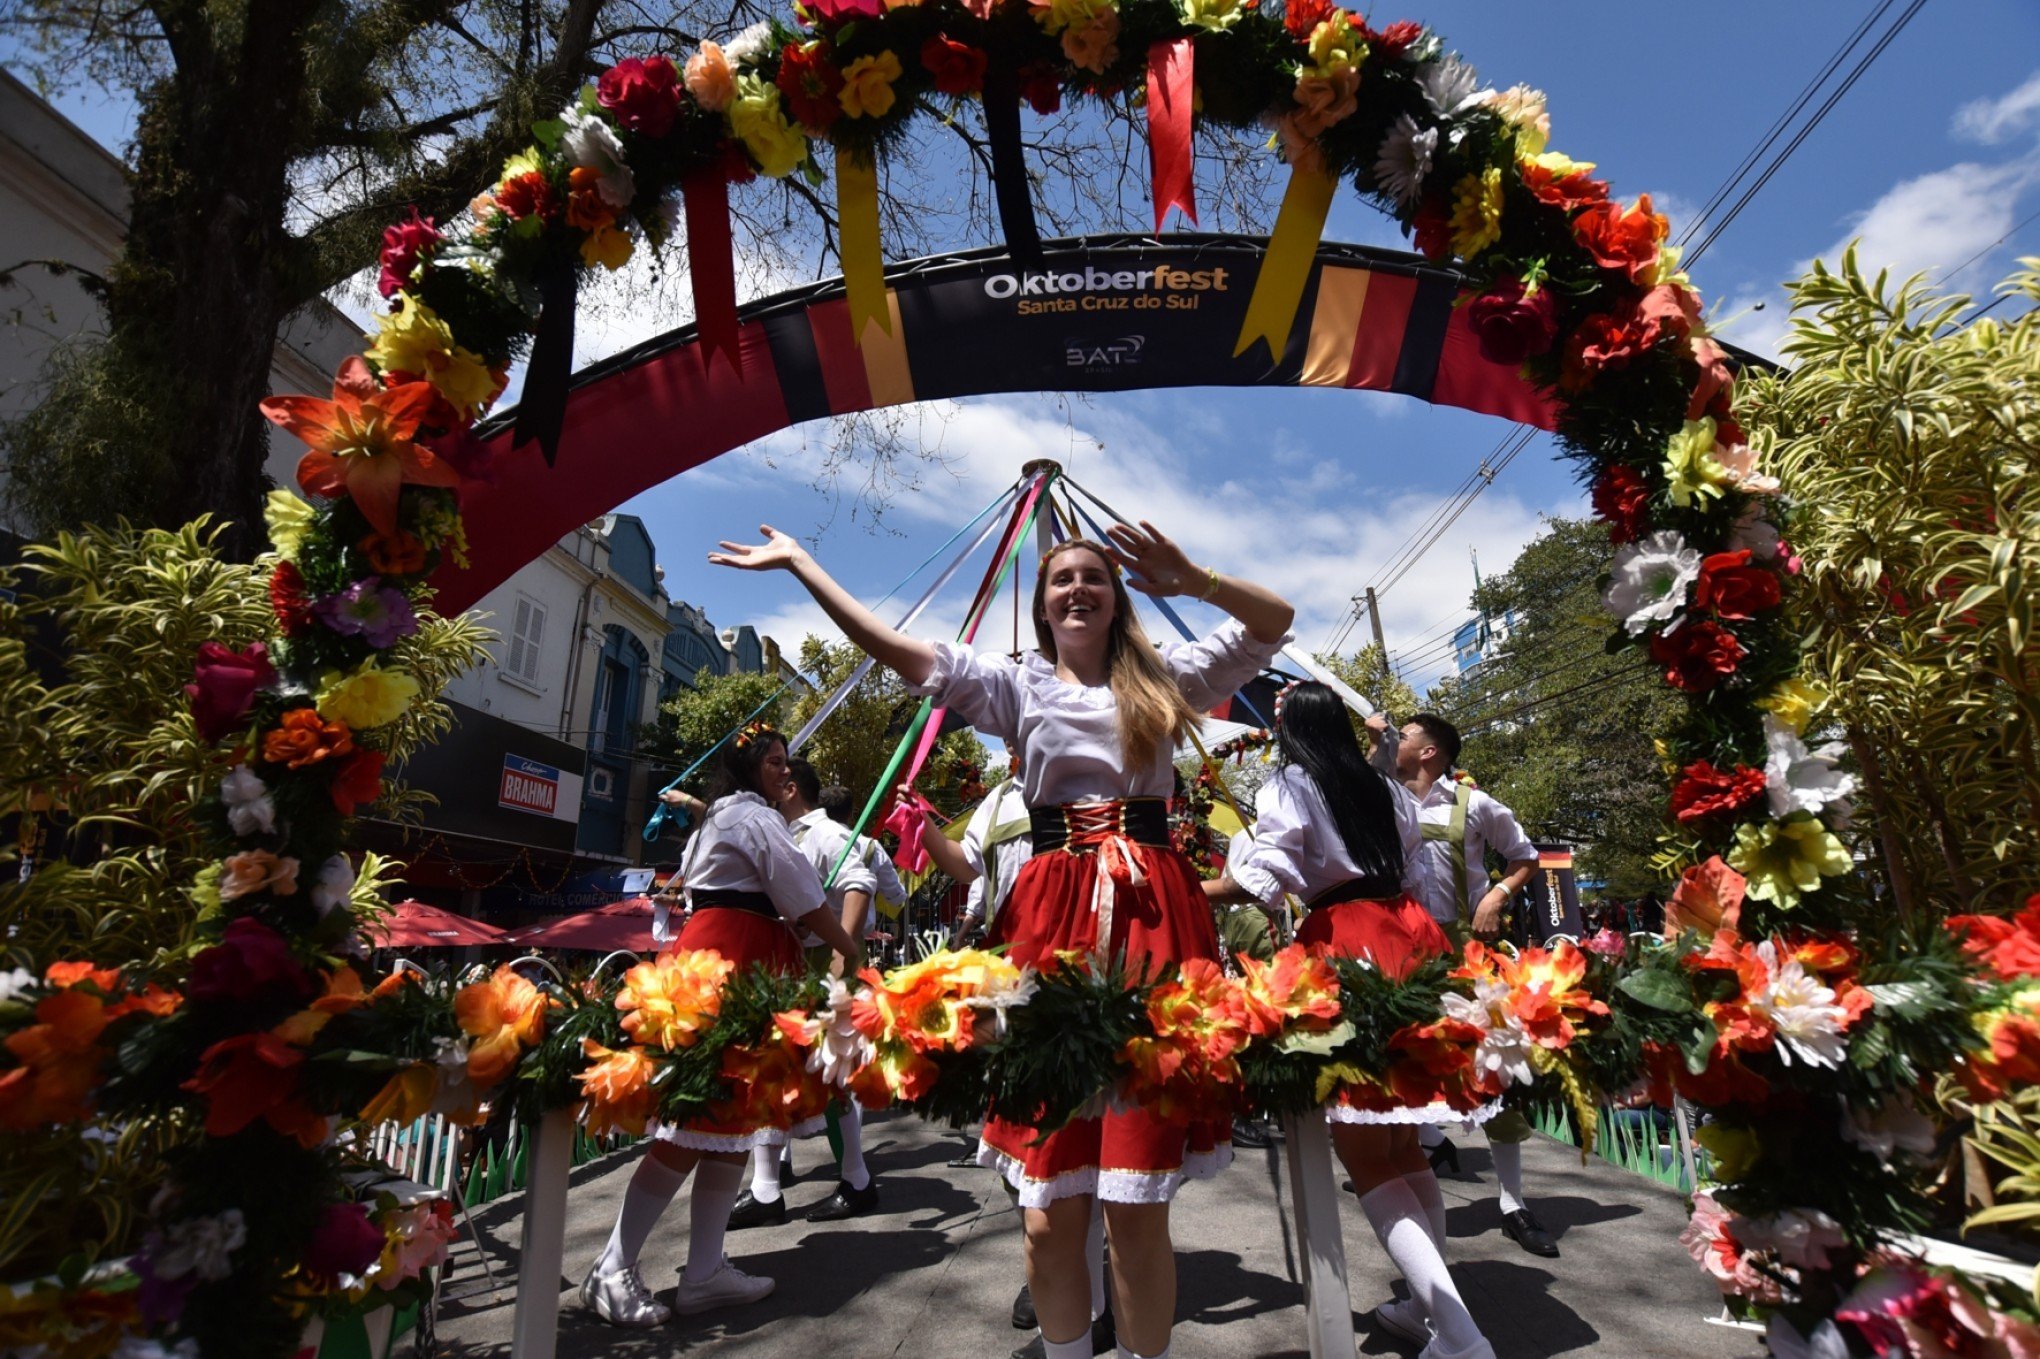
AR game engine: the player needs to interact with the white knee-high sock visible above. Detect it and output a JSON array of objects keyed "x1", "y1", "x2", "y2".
[
  {"x1": 838, "y1": 1100, "x2": 871, "y2": 1191},
  {"x1": 1359, "y1": 1180, "x2": 1483, "y2": 1354},
  {"x1": 1086, "y1": 1199, "x2": 1108, "y2": 1320},
  {"x1": 749, "y1": 1142, "x2": 783, "y2": 1204},
  {"x1": 682, "y1": 1157, "x2": 746, "y2": 1282},
  {"x1": 1489, "y1": 1138, "x2": 1526, "y2": 1215},
  {"x1": 1417, "y1": 1123, "x2": 1445, "y2": 1148},
  {"x1": 1041, "y1": 1335, "x2": 1091, "y2": 1359},
  {"x1": 1404, "y1": 1169, "x2": 1449, "y2": 1247},
  {"x1": 1114, "y1": 1345, "x2": 1169, "y2": 1359},
  {"x1": 598, "y1": 1152, "x2": 689, "y2": 1273}
]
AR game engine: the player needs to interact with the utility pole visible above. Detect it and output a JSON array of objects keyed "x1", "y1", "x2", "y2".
[{"x1": 1364, "y1": 586, "x2": 1387, "y2": 656}]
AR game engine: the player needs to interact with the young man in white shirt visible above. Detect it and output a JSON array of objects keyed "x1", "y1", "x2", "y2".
[{"x1": 1370, "y1": 710, "x2": 1559, "y2": 1260}]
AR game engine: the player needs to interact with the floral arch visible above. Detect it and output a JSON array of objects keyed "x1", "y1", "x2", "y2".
[{"x1": 6, "y1": 8, "x2": 2032, "y2": 1359}]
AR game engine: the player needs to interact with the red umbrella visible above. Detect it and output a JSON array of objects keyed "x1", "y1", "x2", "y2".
[
  {"x1": 511, "y1": 896, "x2": 661, "y2": 953},
  {"x1": 370, "y1": 899, "x2": 508, "y2": 948}
]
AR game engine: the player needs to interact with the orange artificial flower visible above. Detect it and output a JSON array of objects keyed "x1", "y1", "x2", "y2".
[
  {"x1": 219, "y1": 848, "x2": 300, "y2": 903},
  {"x1": 454, "y1": 965, "x2": 548, "y2": 1085},
  {"x1": 1665, "y1": 856, "x2": 1746, "y2": 940},
  {"x1": 263, "y1": 707, "x2": 356, "y2": 770},
  {"x1": 272, "y1": 967, "x2": 369, "y2": 1046},
  {"x1": 359, "y1": 528, "x2": 430, "y2": 576},
  {"x1": 1233, "y1": 944, "x2": 1342, "y2": 1039},
  {"x1": 578, "y1": 1039, "x2": 661, "y2": 1135},
  {"x1": 44, "y1": 961, "x2": 121, "y2": 992},
  {"x1": 260, "y1": 356, "x2": 457, "y2": 535},
  {"x1": 182, "y1": 1031, "x2": 329, "y2": 1146},
  {"x1": 0, "y1": 988, "x2": 113, "y2": 1129},
  {"x1": 565, "y1": 166, "x2": 617, "y2": 232},
  {"x1": 617, "y1": 949, "x2": 733, "y2": 1051},
  {"x1": 361, "y1": 1062, "x2": 439, "y2": 1126}
]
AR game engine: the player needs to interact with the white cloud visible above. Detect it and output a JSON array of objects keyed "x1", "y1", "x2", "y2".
[
  {"x1": 1954, "y1": 70, "x2": 2040, "y2": 145},
  {"x1": 1820, "y1": 158, "x2": 2039, "y2": 291}
]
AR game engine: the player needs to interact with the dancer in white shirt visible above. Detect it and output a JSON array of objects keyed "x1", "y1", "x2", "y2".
[
  {"x1": 581, "y1": 725, "x2": 862, "y2": 1328},
  {"x1": 712, "y1": 520, "x2": 1291, "y2": 1359},
  {"x1": 1207, "y1": 684, "x2": 1496, "y2": 1359}
]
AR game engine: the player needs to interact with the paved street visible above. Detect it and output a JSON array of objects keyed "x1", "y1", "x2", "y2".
[{"x1": 434, "y1": 1111, "x2": 1761, "y2": 1359}]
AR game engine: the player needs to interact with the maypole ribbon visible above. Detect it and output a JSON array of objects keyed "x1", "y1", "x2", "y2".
[
  {"x1": 1147, "y1": 39, "x2": 1198, "y2": 233},
  {"x1": 838, "y1": 151, "x2": 891, "y2": 343},
  {"x1": 982, "y1": 58, "x2": 1044, "y2": 269},
  {"x1": 511, "y1": 256, "x2": 580, "y2": 464},
  {"x1": 681, "y1": 168, "x2": 742, "y2": 372},
  {"x1": 1231, "y1": 163, "x2": 1336, "y2": 361}
]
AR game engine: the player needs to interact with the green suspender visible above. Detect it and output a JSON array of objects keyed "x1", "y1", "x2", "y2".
[{"x1": 1417, "y1": 779, "x2": 1474, "y2": 920}]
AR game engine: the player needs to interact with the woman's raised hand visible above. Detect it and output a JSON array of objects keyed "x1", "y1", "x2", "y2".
[
  {"x1": 1105, "y1": 520, "x2": 1202, "y2": 597},
  {"x1": 709, "y1": 525, "x2": 806, "y2": 573}
]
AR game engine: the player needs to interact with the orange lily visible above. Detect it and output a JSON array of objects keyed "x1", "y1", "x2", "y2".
[{"x1": 260, "y1": 356, "x2": 455, "y2": 535}]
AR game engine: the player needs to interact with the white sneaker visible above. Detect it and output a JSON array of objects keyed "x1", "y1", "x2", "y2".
[
  {"x1": 1374, "y1": 1296, "x2": 1430, "y2": 1344},
  {"x1": 1417, "y1": 1335, "x2": 1496, "y2": 1359},
  {"x1": 581, "y1": 1262, "x2": 671, "y2": 1328},
  {"x1": 674, "y1": 1258, "x2": 775, "y2": 1314}
]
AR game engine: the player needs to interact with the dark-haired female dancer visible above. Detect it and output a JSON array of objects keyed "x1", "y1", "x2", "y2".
[
  {"x1": 581, "y1": 724, "x2": 863, "y2": 1328},
  {"x1": 712, "y1": 521, "x2": 1291, "y2": 1359},
  {"x1": 1204, "y1": 682, "x2": 1496, "y2": 1359}
]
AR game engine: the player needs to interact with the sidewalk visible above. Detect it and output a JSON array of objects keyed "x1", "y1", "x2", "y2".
[{"x1": 433, "y1": 1110, "x2": 1761, "y2": 1359}]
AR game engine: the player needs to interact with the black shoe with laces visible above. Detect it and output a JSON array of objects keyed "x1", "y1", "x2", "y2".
[
  {"x1": 1501, "y1": 1206, "x2": 1560, "y2": 1257},
  {"x1": 1011, "y1": 1283, "x2": 1035, "y2": 1330},
  {"x1": 725, "y1": 1189, "x2": 787, "y2": 1230},
  {"x1": 1231, "y1": 1116, "x2": 1271, "y2": 1149},
  {"x1": 806, "y1": 1178, "x2": 880, "y2": 1222}
]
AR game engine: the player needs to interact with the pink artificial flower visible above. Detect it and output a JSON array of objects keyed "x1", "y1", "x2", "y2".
[{"x1": 186, "y1": 642, "x2": 277, "y2": 745}]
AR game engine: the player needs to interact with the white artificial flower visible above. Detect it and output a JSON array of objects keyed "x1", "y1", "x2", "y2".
[
  {"x1": 1603, "y1": 529, "x2": 1702, "y2": 636},
  {"x1": 1749, "y1": 941, "x2": 1850, "y2": 1069},
  {"x1": 1839, "y1": 1095, "x2": 1937, "y2": 1161},
  {"x1": 1766, "y1": 1315, "x2": 1852, "y2": 1359},
  {"x1": 723, "y1": 22, "x2": 774, "y2": 68},
  {"x1": 559, "y1": 106, "x2": 635, "y2": 208},
  {"x1": 963, "y1": 966, "x2": 1040, "y2": 1038},
  {"x1": 1417, "y1": 54, "x2": 1488, "y2": 118},
  {"x1": 1374, "y1": 114, "x2": 1439, "y2": 208},
  {"x1": 803, "y1": 977, "x2": 873, "y2": 1088},
  {"x1": 0, "y1": 967, "x2": 37, "y2": 1004},
  {"x1": 152, "y1": 1209, "x2": 248, "y2": 1282},
  {"x1": 1440, "y1": 976, "x2": 1534, "y2": 1087},
  {"x1": 221, "y1": 764, "x2": 276, "y2": 838},
  {"x1": 111, "y1": 1339, "x2": 199, "y2": 1359},
  {"x1": 1729, "y1": 505, "x2": 1784, "y2": 563},
  {"x1": 1764, "y1": 715, "x2": 1857, "y2": 819},
  {"x1": 310, "y1": 854, "x2": 356, "y2": 918},
  {"x1": 1733, "y1": 1208, "x2": 1848, "y2": 1271}
]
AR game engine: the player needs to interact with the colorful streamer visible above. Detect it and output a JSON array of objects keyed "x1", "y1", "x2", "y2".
[
  {"x1": 1147, "y1": 39, "x2": 1198, "y2": 233},
  {"x1": 1231, "y1": 161, "x2": 1337, "y2": 361},
  {"x1": 681, "y1": 169, "x2": 742, "y2": 372},
  {"x1": 838, "y1": 151, "x2": 891, "y2": 343}
]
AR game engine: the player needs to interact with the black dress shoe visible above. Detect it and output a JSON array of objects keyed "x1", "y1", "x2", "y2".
[
  {"x1": 1231, "y1": 1116, "x2": 1271, "y2": 1149},
  {"x1": 726, "y1": 1189, "x2": 787, "y2": 1229},
  {"x1": 1427, "y1": 1135, "x2": 1461, "y2": 1174},
  {"x1": 806, "y1": 1178, "x2": 879, "y2": 1222},
  {"x1": 1500, "y1": 1207, "x2": 1560, "y2": 1258},
  {"x1": 1008, "y1": 1309, "x2": 1115, "y2": 1359},
  {"x1": 1011, "y1": 1282, "x2": 1035, "y2": 1330}
]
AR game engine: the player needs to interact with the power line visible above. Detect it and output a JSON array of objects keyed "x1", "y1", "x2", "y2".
[
  {"x1": 1937, "y1": 204, "x2": 2040, "y2": 285},
  {"x1": 1457, "y1": 662, "x2": 1656, "y2": 737}
]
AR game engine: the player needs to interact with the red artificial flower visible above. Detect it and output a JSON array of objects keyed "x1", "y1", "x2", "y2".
[
  {"x1": 1636, "y1": 282, "x2": 1702, "y2": 345},
  {"x1": 1465, "y1": 276, "x2": 1559, "y2": 366},
  {"x1": 1573, "y1": 194, "x2": 1669, "y2": 285},
  {"x1": 1670, "y1": 761, "x2": 1768, "y2": 823},
  {"x1": 269, "y1": 561, "x2": 316, "y2": 637},
  {"x1": 187, "y1": 919, "x2": 314, "y2": 1007},
  {"x1": 597, "y1": 55, "x2": 684, "y2": 139},
  {"x1": 492, "y1": 171, "x2": 556, "y2": 223},
  {"x1": 376, "y1": 208, "x2": 441, "y2": 300},
  {"x1": 1557, "y1": 291, "x2": 1686, "y2": 394},
  {"x1": 1591, "y1": 464, "x2": 1651, "y2": 545},
  {"x1": 185, "y1": 642, "x2": 277, "y2": 745},
  {"x1": 1649, "y1": 620, "x2": 1745, "y2": 693},
  {"x1": 1947, "y1": 896, "x2": 2040, "y2": 980},
  {"x1": 1692, "y1": 550, "x2": 1781, "y2": 622},
  {"x1": 1286, "y1": 0, "x2": 1334, "y2": 37},
  {"x1": 1018, "y1": 62, "x2": 1063, "y2": 116},
  {"x1": 329, "y1": 748, "x2": 386, "y2": 816},
  {"x1": 776, "y1": 43, "x2": 845, "y2": 135},
  {"x1": 303, "y1": 1204, "x2": 388, "y2": 1287},
  {"x1": 1519, "y1": 158, "x2": 1608, "y2": 211},
  {"x1": 1362, "y1": 19, "x2": 1425, "y2": 58},
  {"x1": 260, "y1": 357, "x2": 454, "y2": 536},
  {"x1": 920, "y1": 35, "x2": 988, "y2": 97},
  {"x1": 181, "y1": 1032, "x2": 326, "y2": 1145},
  {"x1": 1409, "y1": 195, "x2": 1453, "y2": 261}
]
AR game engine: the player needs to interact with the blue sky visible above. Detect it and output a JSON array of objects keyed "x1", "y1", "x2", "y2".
[{"x1": 16, "y1": 0, "x2": 2040, "y2": 696}]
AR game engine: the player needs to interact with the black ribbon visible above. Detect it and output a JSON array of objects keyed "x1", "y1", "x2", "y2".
[
  {"x1": 512, "y1": 255, "x2": 579, "y2": 466},
  {"x1": 982, "y1": 58, "x2": 1042, "y2": 270}
]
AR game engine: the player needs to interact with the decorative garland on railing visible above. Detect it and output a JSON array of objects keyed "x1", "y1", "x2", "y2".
[{"x1": 5, "y1": 7, "x2": 2039, "y2": 1358}]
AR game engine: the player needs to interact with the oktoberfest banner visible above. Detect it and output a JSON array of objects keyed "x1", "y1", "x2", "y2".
[{"x1": 1524, "y1": 842, "x2": 1584, "y2": 945}]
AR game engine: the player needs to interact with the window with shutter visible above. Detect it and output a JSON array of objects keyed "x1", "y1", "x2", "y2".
[{"x1": 503, "y1": 595, "x2": 547, "y2": 685}]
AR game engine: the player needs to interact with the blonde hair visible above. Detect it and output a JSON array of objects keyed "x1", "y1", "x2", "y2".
[{"x1": 1032, "y1": 539, "x2": 1200, "y2": 770}]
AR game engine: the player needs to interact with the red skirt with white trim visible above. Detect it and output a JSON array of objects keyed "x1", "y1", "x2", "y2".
[
  {"x1": 652, "y1": 906, "x2": 823, "y2": 1151},
  {"x1": 977, "y1": 843, "x2": 1233, "y2": 1207},
  {"x1": 1299, "y1": 894, "x2": 1500, "y2": 1128}
]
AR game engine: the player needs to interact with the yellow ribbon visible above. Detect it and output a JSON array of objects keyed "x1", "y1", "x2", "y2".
[
  {"x1": 838, "y1": 150, "x2": 891, "y2": 344},
  {"x1": 1232, "y1": 162, "x2": 1337, "y2": 361}
]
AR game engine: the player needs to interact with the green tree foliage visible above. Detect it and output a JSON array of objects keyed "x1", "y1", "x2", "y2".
[
  {"x1": 1318, "y1": 643, "x2": 1421, "y2": 726},
  {"x1": 1431, "y1": 516, "x2": 1684, "y2": 896},
  {"x1": 1741, "y1": 250, "x2": 2040, "y2": 919}
]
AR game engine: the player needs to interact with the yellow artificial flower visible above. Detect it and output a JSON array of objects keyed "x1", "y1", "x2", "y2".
[
  {"x1": 500, "y1": 147, "x2": 547, "y2": 181},
  {"x1": 1302, "y1": 18, "x2": 1367, "y2": 76},
  {"x1": 1694, "y1": 1123, "x2": 1760, "y2": 1182},
  {"x1": 1449, "y1": 166, "x2": 1504, "y2": 259},
  {"x1": 1035, "y1": 0, "x2": 1103, "y2": 35},
  {"x1": 1664, "y1": 416, "x2": 1732, "y2": 508},
  {"x1": 366, "y1": 297, "x2": 500, "y2": 422},
  {"x1": 1522, "y1": 150, "x2": 1595, "y2": 179},
  {"x1": 190, "y1": 862, "x2": 224, "y2": 916},
  {"x1": 318, "y1": 660, "x2": 422, "y2": 730},
  {"x1": 1727, "y1": 813, "x2": 1851, "y2": 911},
  {"x1": 1757, "y1": 679, "x2": 1830, "y2": 737},
  {"x1": 264, "y1": 489, "x2": 315, "y2": 560},
  {"x1": 1649, "y1": 241, "x2": 1691, "y2": 289},
  {"x1": 580, "y1": 224, "x2": 634, "y2": 270},
  {"x1": 839, "y1": 51, "x2": 903, "y2": 119},
  {"x1": 1181, "y1": 0, "x2": 1246, "y2": 32},
  {"x1": 728, "y1": 75, "x2": 809, "y2": 179}
]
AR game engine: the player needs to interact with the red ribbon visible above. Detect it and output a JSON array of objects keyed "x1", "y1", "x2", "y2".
[
  {"x1": 682, "y1": 168, "x2": 741, "y2": 373},
  {"x1": 1147, "y1": 38, "x2": 1198, "y2": 233},
  {"x1": 882, "y1": 792, "x2": 933, "y2": 875}
]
